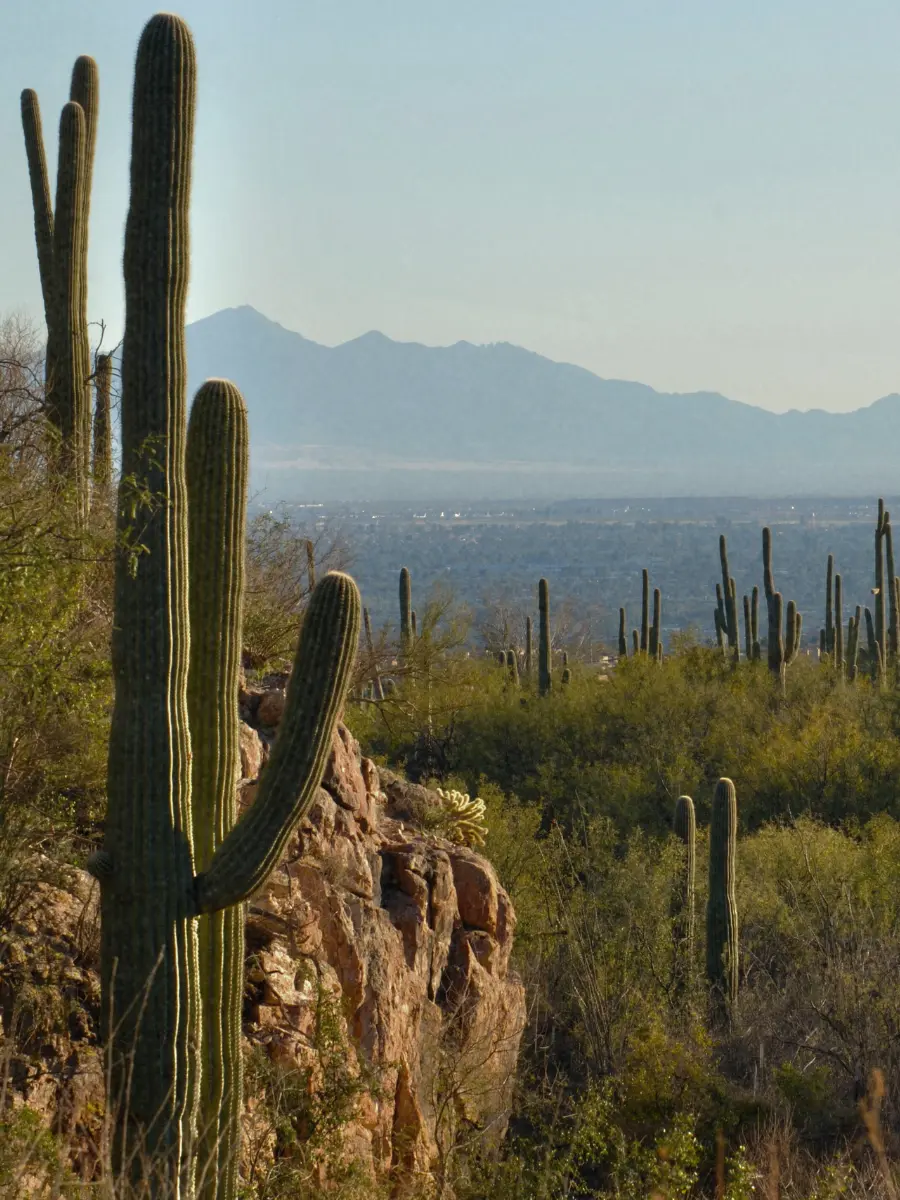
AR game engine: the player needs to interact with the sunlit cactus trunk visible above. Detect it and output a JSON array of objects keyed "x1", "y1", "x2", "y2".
[{"x1": 706, "y1": 778, "x2": 739, "y2": 1019}]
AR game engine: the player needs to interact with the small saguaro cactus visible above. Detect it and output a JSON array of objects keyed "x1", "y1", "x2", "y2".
[
  {"x1": 640, "y1": 568, "x2": 650, "y2": 654},
  {"x1": 538, "y1": 577, "x2": 552, "y2": 696},
  {"x1": 672, "y1": 795, "x2": 696, "y2": 975},
  {"x1": 399, "y1": 566, "x2": 412, "y2": 656},
  {"x1": 88, "y1": 16, "x2": 362, "y2": 1194},
  {"x1": 631, "y1": 628, "x2": 639, "y2": 656},
  {"x1": 718, "y1": 535, "x2": 740, "y2": 658},
  {"x1": 650, "y1": 588, "x2": 662, "y2": 658},
  {"x1": 706, "y1": 777, "x2": 739, "y2": 1016},
  {"x1": 618, "y1": 607, "x2": 628, "y2": 658},
  {"x1": 824, "y1": 554, "x2": 834, "y2": 656},
  {"x1": 92, "y1": 352, "x2": 113, "y2": 494},
  {"x1": 525, "y1": 615, "x2": 533, "y2": 680},
  {"x1": 847, "y1": 605, "x2": 861, "y2": 681}
]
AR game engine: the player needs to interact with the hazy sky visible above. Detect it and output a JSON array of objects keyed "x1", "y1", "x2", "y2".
[{"x1": 4, "y1": 1, "x2": 900, "y2": 413}]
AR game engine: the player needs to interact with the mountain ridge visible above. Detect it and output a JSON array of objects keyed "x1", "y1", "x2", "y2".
[{"x1": 184, "y1": 306, "x2": 900, "y2": 501}]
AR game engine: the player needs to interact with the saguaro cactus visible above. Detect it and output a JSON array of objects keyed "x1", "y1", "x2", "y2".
[
  {"x1": 21, "y1": 56, "x2": 98, "y2": 515},
  {"x1": 89, "y1": 18, "x2": 361, "y2": 1193},
  {"x1": 718, "y1": 535, "x2": 740, "y2": 658},
  {"x1": 399, "y1": 566, "x2": 412, "y2": 657},
  {"x1": 618, "y1": 607, "x2": 627, "y2": 658},
  {"x1": 673, "y1": 795, "x2": 696, "y2": 975},
  {"x1": 506, "y1": 648, "x2": 520, "y2": 686},
  {"x1": 742, "y1": 594, "x2": 752, "y2": 660},
  {"x1": 875, "y1": 501, "x2": 887, "y2": 656},
  {"x1": 706, "y1": 777, "x2": 739, "y2": 1016},
  {"x1": 834, "y1": 573, "x2": 844, "y2": 678},
  {"x1": 640, "y1": 568, "x2": 650, "y2": 654},
  {"x1": 751, "y1": 585, "x2": 760, "y2": 661},
  {"x1": 886, "y1": 516, "x2": 899, "y2": 662},
  {"x1": 763, "y1": 527, "x2": 801, "y2": 684},
  {"x1": 306, "y1": 538, "x2": 317, "y2": 590},
  {"x1": 538, "y1": 577, "x2": 552, "y2": 696},
  {"x1": 650, "y1": 588, "x2": 662, "y2": 658},
  {"x1": 92, "y1": 352, "x2": 113, "y2": 493},
  {"x1": 847, "y1": 605, "x2": 861, "y2": 682},
  {"x1": 824, "y1": 554, "x2": 834, "y2": 656}
]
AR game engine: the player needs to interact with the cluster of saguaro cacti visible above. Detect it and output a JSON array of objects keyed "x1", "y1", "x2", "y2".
[
  {"x1": 864, "y1": 500, "x2": 900, "y2": 682},
  {"x1": 715, "y1": 536, "x2": 741, "y2": 661},
  {"x1": 85, "y1": 17, "x2": 361, "y2": 1196},
  {"x1": 619, "y1": 569, "x2": 662, "y2": 661},
  {"x1": 706, "y1": 777, "x2": 739, "y2": 1017},
  {"x1": 21, "y1": 55, "x2": 99, "y2": 521}
]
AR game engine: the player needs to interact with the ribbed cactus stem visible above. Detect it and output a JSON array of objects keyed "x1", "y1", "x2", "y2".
[
  {"x1": 825, "y1": 554, "x2": 834, "y2": 656},
  {"x1": 649, "y1": 587, "x2": 661, "y2": 657},
  {"x1": 92, "y1": 352, "x2": 113, "y2": 493},
  {"x1": 48, "y1": 100, "x2": 89, "y2": 520},
  {"x1": 706, "y1": 777, "x2": 739, "y2": 1016},
  {"x1": 640, "y1": 568, "x2": 650, "y2": 654},
  {"x1": 618, "y1": 607, "x2": 627, "y2": 658},
  {"x1": 69, "y1": 55, "x2": 99, "y2": 491},
  {"x1": 20, "y1": 88, "x2": 56, "y2": 395},
  {"x1": 673, "y1": 795, "x2": 696, "y2": 975},
  {"x1": 525, "y1": 615, "x2": 533, "y2": 680},
  {"x1": 186, "y1": 380, "x2": 247, "y2": 1200},
  {"x1": 538, "y1": 577, "x2": 552, "y2": 696},
  {"x1": 101, "y1": 15, "x2": 199, "y2": 1181},
  {"x1": 399, "y1": 566, "x2": 412, "y2": 660},
  {"x1": 834, "y1": 573, "x2": 844, "y2": 677}
]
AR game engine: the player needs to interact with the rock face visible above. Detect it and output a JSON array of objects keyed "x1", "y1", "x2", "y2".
[{"x1": 0, "y1": 699, "x2": 525, "y2": 1194}]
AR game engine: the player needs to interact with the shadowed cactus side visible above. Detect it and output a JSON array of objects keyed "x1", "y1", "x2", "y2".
[
  {"x1": 706, "y1": 778, "x2": 739, "y2": 1018},
  {"x1": 539, "y1": 577, "x2": 552, "y2": 696},
  {"x1": 672, "y1": 795, "x2": 696, "y2": 986},
  {"x1": 92, "y1": 352, "x2": 113, "y2": 494},
  {"x1": 87, "y1": 17, "x2": 362, "y2": 1196}
]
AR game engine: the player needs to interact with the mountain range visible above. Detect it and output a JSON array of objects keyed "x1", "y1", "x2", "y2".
[{"x1": 185, "y1": 306, "x2": 900, "y2": 501}]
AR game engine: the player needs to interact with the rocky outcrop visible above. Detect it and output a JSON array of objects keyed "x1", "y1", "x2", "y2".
[{"x1": 0, "y1": 697, "x2": 525, "y2": 1194}]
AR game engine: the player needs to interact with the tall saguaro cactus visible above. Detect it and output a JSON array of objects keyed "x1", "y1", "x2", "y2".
[
  {"x1": 640, "y1": 568, "x2": 650, "y2": 654},
  {"x1": 618, "y1": 607, "x2": 627, "y2": 658},
  {"x1": 538, "y1": 577, "x2": 552, "y2": 696},
  {"x1": 89, "y1": 18, "x2": 361, "y2": 1193},
  {"x1": 650, "y1": 588, "x2": 662, "y2": 658},
  {"x1": 824, "y1": 554, "x2": 834, "y2": 657},
  {"x1": 399, "y1": 566, "x2": 412, "y2": 658},
  {"x1": 706, "y1": 777, "x2": 739, "y2": 1016}
]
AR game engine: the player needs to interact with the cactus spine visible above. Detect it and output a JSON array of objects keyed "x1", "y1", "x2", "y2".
[
  {"x1": 92, "y1": 352, "x2": 113, "y2": 494},
  {"x1": 673, "y1": 795, "x2": 696, "y2": 977},
  {"x1": 90, "y1": 18, "x2": 361, "y2": 1191},
  {"x1": 538, "y1": 577, "x2": 552, "y2": 696},
  {"x1": 706, "y1": 777, "x2": 739, "y2": 1016},
  {"x1": 618, "y1": 607, "x2": 627, "y2": 658}
]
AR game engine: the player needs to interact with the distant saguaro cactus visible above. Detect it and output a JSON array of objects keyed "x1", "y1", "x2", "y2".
[
  {"x1": 707, "y1": 777, "x2": 739, "y2": 1017},
  {"x1": 834, "y1": 573, "x2": 844, "y2": 677},
  {"x1": 538, "y1": 577, "x2": 552, "y2": 696},
  {"x1": 847, "y1": 605, "x2": 861, "y2": 681},
  {"x1": 824, "y1": 554, "x2": 834, "y2": 656},
  {"x1": 399, "y1": 566, "x2": 412, "y2": 657},
  {"x1": 618, "y1": 607, "x2": 628, "y2": 658},
  {"x1": 640, "y1": 568, "x2": 650, "y2": 654},
  {"x1": 650, "y1": 588, "x2": 662, "y2": 658}
]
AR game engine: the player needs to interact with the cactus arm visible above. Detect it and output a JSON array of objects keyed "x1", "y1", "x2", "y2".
[
  {"x1": 69, "y1": 55, "x2": 99, "y2": 492},
  {"x1": 47, "y1": 101, "x2": 89, "y2": 514},
  {"x1": 186, "y1": 380, "x2": 248, "y2": 1199},
  {"x1": 20, "y1": 89, "x2": 56, "y2": 360},
  {"x1": 196, "y1": 572, "x2": 361, "y2": 913},
  {"x1": 506, "y1": 648, "x2": 520, "y2": 686},
  {"x1": 751, "y1": 585, "x2": 759, "y2": 646}
]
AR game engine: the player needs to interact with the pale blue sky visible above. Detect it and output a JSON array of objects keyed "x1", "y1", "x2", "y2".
[{"x1": 4, "y1": 1, "x2": 900, "y2": 412}]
